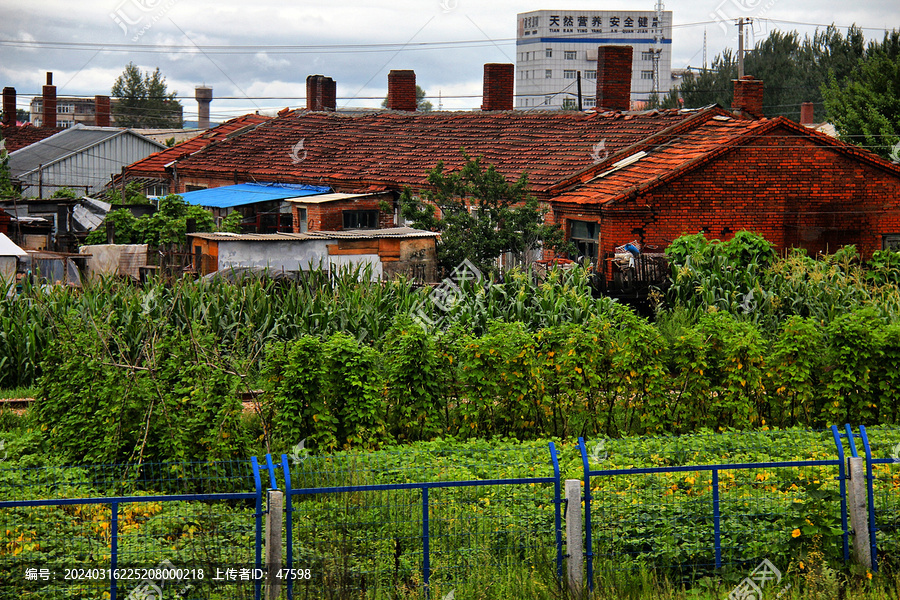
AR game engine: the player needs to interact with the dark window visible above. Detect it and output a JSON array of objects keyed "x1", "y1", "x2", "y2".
[
  {"x1": 883, "y1": 235, "x2": 900, "y2": 251},
  {"x1": 185, "y1": 184, "x2": 206, "y2": 192},
  {"x1": 570, "y1": 220, "x2": 600, "y2": 261},
  {"x1": 343, "y1": 210, "x2": 379, "y2": 229}
]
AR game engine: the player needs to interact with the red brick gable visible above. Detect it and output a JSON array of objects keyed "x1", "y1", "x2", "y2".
[
  {"x1": 123, "y1": 114, "x2": 271, "y2": 178},
  {"x1": 554, "y1": 116, "x2": 900, "y2": 207},
  {"x1": 173, "y1": 108, "x2": 709, "y2": 196}
]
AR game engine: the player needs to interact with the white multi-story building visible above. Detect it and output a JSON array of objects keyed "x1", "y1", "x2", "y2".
[{"x1": 515, "y1": 9, "x2": 673, "y2": 110}]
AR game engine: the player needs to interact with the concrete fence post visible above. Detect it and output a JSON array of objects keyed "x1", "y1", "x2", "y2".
[
  {"x1": 266, "y1": 490, "x2": 284, "y2": 600},
  {"x1": 565, "y1": 479, "x2": 584, "y2": 597},
  {"x1": 847, "y1": 457, "x2": 872, "y2": 569}
]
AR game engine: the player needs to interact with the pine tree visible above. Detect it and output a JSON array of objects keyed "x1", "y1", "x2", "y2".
[{"x1": 111, "y1": 63, "x2": 183, "y2": 128}]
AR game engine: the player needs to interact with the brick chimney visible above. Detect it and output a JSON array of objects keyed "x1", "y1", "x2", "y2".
[
  {"x1": 306, "y1": 75, "x2": 336, "y2": 111},
  {"x1": 387, "y1": 70, "x2": 417, "y2": 112},
  {"x1": 595, "y1": 46, "x2": 633, "y2": 111},
  {"x1": 195, "y1": 86, "x2": 212, "y2": 129},
  {"x1": 42, "y1": 72, "x2": 57, "y2": 129},
  {"x1": 800, "y1": 101, "x2": 814, "y2": 126},
  {"x1": 732, "y1": 76, "x2": 764, "y2": 119},
  {"x1": 2, "y1": 87, "x2": 14, "y2": 128},
  {"x1": 482, "y1": 63, "x2": 514, "y2": 111},
  {"x1": 94, "y1": 95, "x2": 111, "y2": 127}
]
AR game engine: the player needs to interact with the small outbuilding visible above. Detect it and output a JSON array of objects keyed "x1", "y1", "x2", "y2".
[{"x1": 188, "y1": 227, "x2": 439, "y2": 281}]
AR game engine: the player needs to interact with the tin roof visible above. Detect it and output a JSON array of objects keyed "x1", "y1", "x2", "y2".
[{"x1": 178, "y1": 182, "x2": 331, "y2": 209}]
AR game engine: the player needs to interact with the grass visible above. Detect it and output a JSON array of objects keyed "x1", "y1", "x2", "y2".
[{"x1": 0, "y1": 386, "x2": 37, "y2": 400}]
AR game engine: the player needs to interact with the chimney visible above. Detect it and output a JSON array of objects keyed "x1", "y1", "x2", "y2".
[
  {"x1": 732, "y1": 75, "x2": 764, "y2": 119},
  {"x1": 2, "y1": 87, "x2": 14, "y2": 128},
  {"x1": 800, "y1": 101, "x2": 814, "y2": 126},
  {"x1": 42, "y1": 72, "x2": 57, "y2": 129},
  {"x1": 319, "y1": 77, "x2": 336, "y2": 111},
  {"x1": 306, "y1": 75, "x2": 336, "y2": 111},
  {"x1": 595, "y1": 46, "x2": 633, "y2": 111},
  {"x1": 482, "y1": 63, "x2": 514, "y2": 111},
  {"x1": 387, "y1": 70, "x2": 417, "y2": 112},
  {"x1": 195, "y1": 86, "x2": 212, "y2": 129},
  {"x1": 94, "y1": 95, "x2": 111, "y2": 127}
]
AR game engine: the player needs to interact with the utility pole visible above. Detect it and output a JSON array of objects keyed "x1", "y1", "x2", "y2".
[
  {"x1": 652, "y1": 0, "x2": 665, "y2": 96},
  {"x1": 703, "y1": 28, "x2": 707, "y2": 71},
  {"x1": 576, "y1": 71, "x2": 582, "y2": 111},
  {"x1": 737, "y1": 18, "x2": 752, "y2": 79}
]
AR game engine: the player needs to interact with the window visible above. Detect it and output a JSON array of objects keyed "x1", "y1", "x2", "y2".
[
  {"x1": 641, "y1": 51, "x2": 655, "y2": 61},
  {"x1": 545, "y1": 69, "x2": 552, "y2": 79},
  {"x1": 185, "y1": 184, "x2": 207, "y2": 192},
  {"x1": 146, "y1": 183, "x2": 168, "y2": 197},
  {"x1": 583, "y1": 98, "x2": 596, "y2": 108},
  {"x1": 544, "y1": 96, "x2": 552, "y2": 105},
  {"x1": 569, "y1": 220, "x2": 600, "y2": 262},
  {"x1": 583, "y1": 71, "x2": 596, "y2": 80},
  {"x1": 545, "y1": 48, "x2": 552, "y2": 58},
  {"x1": 641, "y1": 71, "x2": 654, "y2": 80},
  {"x1": 343, "y1": 210, "x2": 378, "y2": 229},
  {"x1": 562, "y1": 98, "x2": 577, "y2": 110},
  {"x1": 563, "y1": 70, "x2": 577, "y2": 79},
  {"x1": 57, "y1": 104, "x2": 74, "y2": 114},
  {"x1": 883, "y1": 235, "x2": 900, "y2": 251},
  {"x1": 564, "y1": 50, "x2": 577, "y2": 60}
]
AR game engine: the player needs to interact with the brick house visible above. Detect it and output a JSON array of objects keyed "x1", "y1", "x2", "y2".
[{"x1": 116, "y1": 51, "x2": 900, "y2": 268}]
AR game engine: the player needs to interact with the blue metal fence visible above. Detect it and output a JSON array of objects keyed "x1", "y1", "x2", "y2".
[
  {"x1": 8, "y1": 427, "x2": 900, "y2": 598},
  {"x1": 272, "y1": 442, "x2": 563, "y2": 600},
  {"x1": 0, "y1": 458, "x2": 264, "y2": 600},
  {"x1": 577, "y1": 427, "x2": 851, "y2": 591},
  {"x1": 857, "y1": 425, "x2": 900, "y2": 573}
]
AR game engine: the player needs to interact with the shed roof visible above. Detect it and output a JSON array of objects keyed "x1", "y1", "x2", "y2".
[
  {"x1": 8, "y1": 125, "x2": 165, "y2": 177},
  {"x1": 178, "y1": 182, "x2": 331, "y2": 209}
]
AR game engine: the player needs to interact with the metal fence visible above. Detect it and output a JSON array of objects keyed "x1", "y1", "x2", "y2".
[
  {"x1": 577, "y1": 427, "x2": 852, "y2": 591},
  {"x1": 5, "y1": 428, "x2": 900, "y2": 598},
  {"x1": 0, "y1": 458, "x2": 264, "y2": 600}
]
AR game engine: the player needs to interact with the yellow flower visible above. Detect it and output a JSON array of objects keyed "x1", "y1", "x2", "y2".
[{"x1": 791, "y1": 529, "x2": 801, "y2": 538}]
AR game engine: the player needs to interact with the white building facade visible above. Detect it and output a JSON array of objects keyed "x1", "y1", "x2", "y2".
[{"x1": 515, "y1": 9, "x2": 673, "y2": 110}]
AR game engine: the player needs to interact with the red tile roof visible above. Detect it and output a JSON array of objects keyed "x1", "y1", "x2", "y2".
[
  {"x1": 174, "y1": 108, "x2": 719, "y2": 194},
  {"x1": 123, "y1": 114, "x2": 271, "y2": 177},
  {"x1": 2, "y1": 124, "x2": 63, "y2": 153},
  {"x1": 554, "y1": 115, "x2": 900, "y2": 206}
]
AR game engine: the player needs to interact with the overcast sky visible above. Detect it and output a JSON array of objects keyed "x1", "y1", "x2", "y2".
[{"x1": 1, "y1": 0, "x2": 897, "y2": 122}]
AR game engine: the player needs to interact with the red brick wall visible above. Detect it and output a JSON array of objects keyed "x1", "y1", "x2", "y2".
[
  {"x1": 579, "y1": 126, "x2": 900, "y2": 261},
  {"x1": 0, "y1": 207, "x2": 9, "y2": 235},
  {"x1": 293, "y1": 194, "x2": 393, "y2": 232}
]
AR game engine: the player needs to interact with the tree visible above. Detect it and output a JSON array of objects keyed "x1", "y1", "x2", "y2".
[
  {"x1": 381, "y1": 85, "x2": 433, "y2": 111},
  {"x1": 111, "y1": 62, "x2": 183, "y2": 128},
  {"x1": 84, "y1": 194, "x2": 213, "y2": 246},
  {"x1": 677, "y1": 26, "x2": 866, "y2": 120},
  {"x1": 400, "y1": 151, "x2": 570, "y2": 273},
  {"x1": 822, "y1": 30, "x2": 900, "y2": 160}
]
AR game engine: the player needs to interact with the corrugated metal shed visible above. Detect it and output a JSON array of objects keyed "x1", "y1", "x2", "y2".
[
  {"x1": 8, "y1": 125, "x2": 165, "y2": 199},
  {"x1": 178, "y1": 182, "x2": 331, "y2": 209}
]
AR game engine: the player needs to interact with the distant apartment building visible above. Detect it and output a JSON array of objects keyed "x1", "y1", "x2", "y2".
[
  {"x1": 30, "y1": 97, "x2": 118, "y2": 128},
  {"x1": 515, "y1": 9, "x2": 673, "y2": 110}
]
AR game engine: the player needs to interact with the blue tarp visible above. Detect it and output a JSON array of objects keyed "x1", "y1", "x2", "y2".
[{"x1": 178, "y1": 183, "x2": 331, "y2": 209}]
